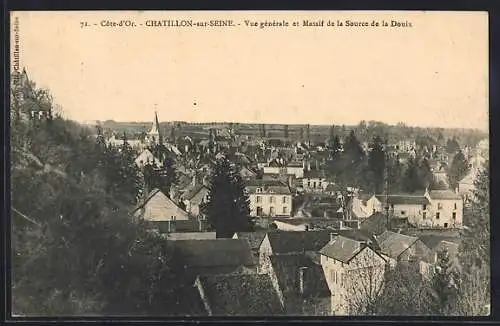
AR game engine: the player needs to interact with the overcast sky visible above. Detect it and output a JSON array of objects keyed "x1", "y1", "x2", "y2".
[{"x1": 12, "y1": 11, "x2": 488, "y2": 130}]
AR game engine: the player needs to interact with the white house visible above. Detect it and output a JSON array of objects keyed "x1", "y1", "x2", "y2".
[
  {"x1": 246, "y1": 180, "x2": 293, "y2": 217},
  {"x1": 427, "y1": 190, "x2": 463, "y2": 229},
  {"x1": 365, "y1": 189, "x2": 463, "y2": 229},
  {"x1": 302, "y1": 170, "x2": 329, "y2": 192},
  {"x1": 319, "y1": 234, "x2": 387, "y2": 315},
  {"x1": 135, "y1": 149, "x2": 162, "y2": 168}
]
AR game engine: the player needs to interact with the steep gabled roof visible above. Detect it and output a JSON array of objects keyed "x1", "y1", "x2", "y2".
[
  {"x1": 232, "y1": 231, "x2": 268, "y2": 250},
  {"x1": 377, "y1": 231, "x2": 419, "y2": 259},
  {"x1": 196, "y1": 273, "x2": 284, "y2": 316},
  {"x1": 319, "y1": 236, "x2": 366, "y2": 264},
  {"x1": 181, "y1": 184, "x2": 209, "y2": 201},
  {"x1": 133, "y1": 188, "x2": 189, "y2": 221}
]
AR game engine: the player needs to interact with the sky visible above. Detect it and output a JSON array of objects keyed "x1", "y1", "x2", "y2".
[{"x1": 11, "y1": 11, "x2": 489, "y2": 130}]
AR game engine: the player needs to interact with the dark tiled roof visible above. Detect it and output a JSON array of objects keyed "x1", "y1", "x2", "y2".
[
  {"x1": 377, "y1": 231, "x2": 419, "y2": 259},
  {"x1": 360, "y1": 212, "x2": 389, "y2": 236},
  {"x1": 267, "y1": 231, "x2": 331, "y2": 255},
  {"x1": 181, "y1": 184, "x2": 208, "y2": 201},
  {"x1": 269, "y1": 253, "x2": 331, "y2": 299},
  {"x1": 246, "y1": 180, "x2": 291, "y2": 195},
  {"x1": 374, "y1": 194, "x2": 429, "y2": 205},
  {"x1": 319, "y1": 236, "x2": 365, "y2": 263},
  {"x1": 428, "y1": 190, "x2": 462, "y2": 200},
  {"x1": 169, "y1": 239, "x2": 255, "y2": 268},
  {"x1": 196, "y1": 274, "x2": 284, "y2": 316},
  {"x1": 418, "y1": 235, "x2": 461, "y2": 250},
  {"x1": 233, "y1": 231, "x2": 268, "y2": 250}
]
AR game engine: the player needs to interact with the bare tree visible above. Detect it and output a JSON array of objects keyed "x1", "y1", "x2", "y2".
[{"x1": 342, "y1": 249, "x2": 387, "y2": 315}]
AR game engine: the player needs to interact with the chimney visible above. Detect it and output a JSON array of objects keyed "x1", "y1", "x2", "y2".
[
  {"x1": 191, "y1": 173, "x2": 197, "y2": 187},
  {"x1": 299, "y1": 266, "x2": 307, "y2": 295},
  {"x1": 202, "y1": 175, "x2": 210, "y2": 187},
  {"x1": 330, "y1": 232, "x2": 339, "y2": 242}
]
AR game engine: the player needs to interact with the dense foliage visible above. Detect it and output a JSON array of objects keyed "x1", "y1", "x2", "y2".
[
  {"x1": 203, "y1": 157, "x2": 253, "y2": 238},
  {"x1": 11, "y1": 73, "x2": 189, "y2": 316}
]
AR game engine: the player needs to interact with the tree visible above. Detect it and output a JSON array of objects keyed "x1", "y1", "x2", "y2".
[
  {"x1": 446, "y1": 137, "x2": 460, "y2": 154},
  {"x1": 204, "y1": 157, "x2": 253, "y2": 238},
  {"x1": 367, "y1": 136, "x2": 386, "y2": 193},
  {"x1": 376, "y1": 263, "x2": 436, "y2": 315},
  {"x1": 343, "y1": 249, "x2": 387, "y2": 315},
  {"x1": 417, "y1": 158, "x2": 434, "y2": 190},
  {"x1": 11, "y1": 73, "x2": 190, "y2": 316},
  {"x1": 447, "y1": 151, "x2": 470, "y2": 190},
  {"x1": 402, "y1": 157, "x2": 421, "y2": 193},
  {"x1": 431, "y1": 250, "x2": 459, "y2": 315}
]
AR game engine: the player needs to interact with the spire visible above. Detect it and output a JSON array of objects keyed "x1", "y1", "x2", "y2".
[{"x1": 155, "y1": 111, "x2": 163, "y2": 144}]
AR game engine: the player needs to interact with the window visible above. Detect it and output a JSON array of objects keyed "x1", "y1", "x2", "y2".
[
  {"x1": 270, "y1": 207, "x2": 275, "y2": 215},
  {"x1": 256, "y1": 187, "x2": 262, "y2": 193},
  {"x1": 436, "y1": 212, "x2": 440, "y2": 219},
  {"x1": 423, "y1": 212, "x2": 427, "y2": 219},
  {"x1": 373, "y1": 209, "x2": 376, "y2": 214},
  {"x1": 319, "y1": 181, "x2": 322, "y2": 188},
  {"x1": 307, "y1": 181, "x2": 311, "y2": 187},
  {"x1": 283, "y1": 206, "x2": 288, "y2": 214},
  {"x1": 444, "y1": 223, "x2": 448, "y2": 228},
  {"x1": 390, "y1": 204, "x2": 394, "y2": 210},
  {"x1": 282, "y1": 196, "x2": 287, "y2": 203},
  {"x1": 454, "y1": 203, "x2": 457, "y2": 210},
  {"x1": 423, "y1": 204, "x2": 427, "y2": 210},
  {"x1": 256, "y1": 207, "x2": 263, "y2": 216},
  {"x1": 401, "y1": 211, "x2": 406, "y2": 215},
  {"x1": 438, "y1": 203, "x2": 443, "y2": 210},
  {"x1": 256, "y1": 196, "x2": 262, "y2": 203},
  {"x1": 313, "y1": 181, "x2": 317, "y2": 188},
  {"x1": 452, "y1": 212, "x2": 456, "y2": 220},
  {"x1": 270, "y1": 196, "x2": 275, "y2": 203}
]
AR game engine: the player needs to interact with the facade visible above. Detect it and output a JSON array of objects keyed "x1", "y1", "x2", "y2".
[
  {"x1": 319, "y1": 235, "x2": 387, "y2": 315},
  {"x1": 263, "y1": 165, "x2": 304, "y2": 178},
  {"x1": 135, "y1": 149, "x2": 162, "y2": 168},
  {"x1": 302, "y1": 170, "x2": 329, "y2": 192},
  {"x1": 246, "y1": 180, "x2": 293, "y2": 217},
  {"x1": 366, "y1": 189, "x2": 463, "y2": 229},
  {"x1": 180, "y1": 183, "x2": 210, "y2": 217}
]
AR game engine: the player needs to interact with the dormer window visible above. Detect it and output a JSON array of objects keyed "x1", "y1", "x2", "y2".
[{"x1": 256, "y1": 188, "x2": 262, "y2": 193}]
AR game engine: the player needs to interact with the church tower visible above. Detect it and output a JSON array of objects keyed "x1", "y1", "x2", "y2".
[{"x1": 146, "y1": 111, "x2": 163, "y2": 146}]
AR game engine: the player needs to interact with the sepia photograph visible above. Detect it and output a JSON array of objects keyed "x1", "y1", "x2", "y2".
[{"x1": 9, "y1": 10, "x2": 489, "y2": 317}]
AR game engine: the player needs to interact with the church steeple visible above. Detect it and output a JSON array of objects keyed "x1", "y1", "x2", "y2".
[{"x1": 154, "y1": 111, "x2": 163, "y2": 144}]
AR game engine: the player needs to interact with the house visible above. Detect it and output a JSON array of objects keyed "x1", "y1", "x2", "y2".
[
  {"x1": 427, "y1": 190, "x2": 463, "y2": 229},
  {"x1": 239, "y1": 165, "x2": 257, "y2": 180},
  {"x1": 246, "y1": 180, "x2": 293, "y2": 217},
  {"x1": 232, "y1": 231, "x2": 269, "y2": 264},
  {"x1": 180, "y1": 182, "x2": 209, "y2": 217},
  {"x1": 169, "y1": 239, "x2": 256, "y2": 276},
  {"x1": 302, "y1": 170, "x2": 329, "y2": 192},
  {"x1": 135, "y1": 149, "x2": 162, "y2": 168},
  {"x1": 376, "y1": 231, "x2": 434, "y2": 275},
  {"x1": 366, "y1": 189, "x2": 463, "y2": 229},
  {"x1": 194, "y1": 274, "x2": 284, "y2": 316},
  {"x1": 418, "y1": 235, "x2": 461, "y2": 264},
  {"x1": 319, "y1": 234, "x2": 387, "y2": 315},
  {"x1": 367, "y1": 192, "x2": 429, "y2": 224},
  {"x1": 263, "y1": 161, "x2": 304, "y2": 178},
  {"x1": 259, "y1": 231, "x2": 331, "y2": 273},
  {"x1": 267, "y1": 253, "x2": 331, "y2": 315},
  {"x1": 134, "y1": 189, "x2": 188, "y2": 222}
]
